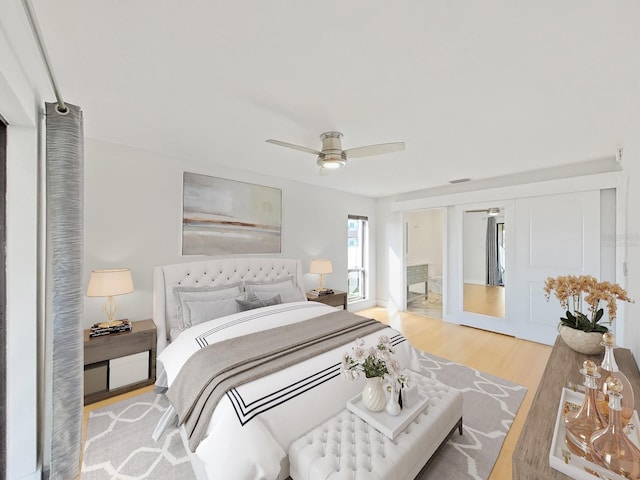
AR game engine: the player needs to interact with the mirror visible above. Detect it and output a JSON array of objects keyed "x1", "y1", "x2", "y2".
[{"x1": 463, "y1": 207, "x2": 505, "y2": 318}]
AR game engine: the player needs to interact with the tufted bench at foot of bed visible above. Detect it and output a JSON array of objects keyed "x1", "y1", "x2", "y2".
[{"x1": 288, "y1": 376, "x2": 463, "y2": 480}]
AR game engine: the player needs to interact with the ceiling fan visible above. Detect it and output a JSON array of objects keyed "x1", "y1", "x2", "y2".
[{"x1": 266, "y1": 131, "x2": 405, "y2": 171}]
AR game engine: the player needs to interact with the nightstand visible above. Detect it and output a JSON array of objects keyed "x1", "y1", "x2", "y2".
[
  {"x1": 83, "y1": 319, "x2": 157, "y2": 405},
  {"x1": 306, "y1": 290, "x2": 348, "y2": 310}
]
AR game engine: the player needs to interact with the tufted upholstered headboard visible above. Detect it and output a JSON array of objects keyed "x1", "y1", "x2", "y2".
[{"x1": 153, "y1": 257, "x2": 306, "y2": 353}]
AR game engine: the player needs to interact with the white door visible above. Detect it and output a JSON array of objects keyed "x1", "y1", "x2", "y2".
[{"x1": 512, "y1": 190, "x2": 601, "y2": 345}]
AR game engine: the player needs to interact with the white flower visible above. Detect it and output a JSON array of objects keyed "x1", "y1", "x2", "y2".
[
  {"x1": 377, "y1": 349, "x2": 392, "y2": 361},
  {"x1": 339, "y1": 335, "x2": 403, "y2": 381},
  {"x1": 387, "y1": 359, "x2": 401, "y2": 375}
]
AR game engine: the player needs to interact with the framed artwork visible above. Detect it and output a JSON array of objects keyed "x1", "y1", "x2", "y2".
[{"x1": 182, "y1": 172, "x2": 282, "y2": 255}]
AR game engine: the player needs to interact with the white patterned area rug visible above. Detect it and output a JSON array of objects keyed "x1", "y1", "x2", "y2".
[
  {"x1": 415, "y1": 352, "x2": 527, "y2": 480},
  {"x1": 82, "y1": 351, "x2": 526, "y2": 480},
  {"x1": 81, "y1": 393, "x2": 195, "y2": 480}
]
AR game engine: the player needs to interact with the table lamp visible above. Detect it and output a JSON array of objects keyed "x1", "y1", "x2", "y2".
[
  {"x1": 310, "y1": 259, "x2": 333, "y2": 292},
  {"x1": 86, "y1": 268, "x2": 134, "y2": 326}
]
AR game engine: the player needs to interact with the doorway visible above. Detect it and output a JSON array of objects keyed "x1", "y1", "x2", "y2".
[{"x1": 405, "y1": 209, "x2": 444, "y2": 319}]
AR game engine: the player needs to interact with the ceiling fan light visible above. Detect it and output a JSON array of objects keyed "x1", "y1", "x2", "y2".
[
  {"x1": 320, "y1": 160, "x2": 345, "y2": 169},
  {"x1": 317, "y1": 152, "x2": 346, "y2": 169}
]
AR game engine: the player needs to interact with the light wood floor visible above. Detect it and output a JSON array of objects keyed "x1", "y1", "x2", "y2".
[
  {"x1": 464, "y1": 282, "x2": 505, "y2": 318},
  {"x1": 83, "y1": 307, "x2": 551, "y2": 480}
]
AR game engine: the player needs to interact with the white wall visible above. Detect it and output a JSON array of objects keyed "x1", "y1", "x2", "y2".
[
  {"x1": 621, "y1": 143, "x2": 640, "y2": 365},
  {"x1": 405, "y1": 209, "x2": 443, "y2": 276},
  {"x1": 83, "y1": 138, "x2": 378, "y2": 327},
  {"x1": 462, "y1": 212, "x2": 486, "y2": 285}
]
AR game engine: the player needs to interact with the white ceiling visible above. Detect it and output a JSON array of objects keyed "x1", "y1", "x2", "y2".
[{"x1": 31, "y1": 1, "x2": 640, "y2": 198}]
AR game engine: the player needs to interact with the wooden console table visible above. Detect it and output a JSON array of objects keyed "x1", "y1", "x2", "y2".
[{"x1": 513, "y1": 336, "x2": 640, "y2": 479}]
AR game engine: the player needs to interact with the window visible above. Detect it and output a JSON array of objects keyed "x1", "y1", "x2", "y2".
[{"x1": 347, "y1": 215, "x2": 368, "y2": 302}]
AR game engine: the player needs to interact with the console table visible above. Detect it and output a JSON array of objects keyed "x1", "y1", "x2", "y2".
[{"x1": 512, "y1": 336, "x2": 640, "y2": 479}]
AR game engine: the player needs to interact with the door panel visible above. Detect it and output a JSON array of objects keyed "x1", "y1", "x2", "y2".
[{"x1": 513, "y1": 191, "x2": 600, "y2": 345}]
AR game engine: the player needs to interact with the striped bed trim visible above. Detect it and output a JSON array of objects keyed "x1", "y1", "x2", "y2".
[
  {"x1": 194, "y1": 302, "x2": 327, "y2": 348},
  {"x1": 227, "y1": 333, "x2": 407, "y2": 425}
]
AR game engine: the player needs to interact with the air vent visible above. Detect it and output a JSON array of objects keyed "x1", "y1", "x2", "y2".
[{"x1": 449, "y1": 177, "x2": 471, "y2": 184}]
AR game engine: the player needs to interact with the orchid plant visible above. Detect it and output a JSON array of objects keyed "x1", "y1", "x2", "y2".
[{"x1": 544, "y1": 275, "x2": 633, "y2": 333}]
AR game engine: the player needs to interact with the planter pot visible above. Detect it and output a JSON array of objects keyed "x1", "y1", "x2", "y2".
[{"x1": 559, "y1": 325, "x2": 605, "y2": 355}]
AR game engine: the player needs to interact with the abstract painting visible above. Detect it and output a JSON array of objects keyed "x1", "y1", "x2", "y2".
[{"x1": 182, "y1": 172, "x2": 282, "y2": 255}]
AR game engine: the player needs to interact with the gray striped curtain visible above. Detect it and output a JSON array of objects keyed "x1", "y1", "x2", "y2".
[
  {"x1": 486, "y1": 216, "x2": 500, "y2": 286},
  {"x1": 46, "y1": 102, "x2": 84, "y2": 480}
]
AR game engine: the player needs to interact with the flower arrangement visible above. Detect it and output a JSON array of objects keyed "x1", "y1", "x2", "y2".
[
  {"x1": 543, "y1": 275, "x2": 633, "y2": 333},
  {"x1": 341, "y1": 335, "x2": 402, "y2": 380}
]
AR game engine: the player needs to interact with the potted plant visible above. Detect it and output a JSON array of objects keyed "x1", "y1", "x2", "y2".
[
  {"x1": 341, "y1": 335, "x2": 402, "y2": 411},
  {"x1": 544, "y1": 275, "x2": 633, "y2": 354}
]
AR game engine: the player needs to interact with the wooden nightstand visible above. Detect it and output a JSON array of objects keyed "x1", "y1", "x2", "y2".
[
  {"x1": 83, "y1": 319, "x2": 157, "y2": 405},
  {"x1": 306, "y1": 290, "x2": 348, "y2": 310}
]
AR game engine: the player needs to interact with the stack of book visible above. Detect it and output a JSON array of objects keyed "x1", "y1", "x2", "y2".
[
  {"x1": 308, "y1": 288, "x2": 335, "y2": 297},
  {"x1": 89, "y1": 319, "x2": 132, "y2": 337}
]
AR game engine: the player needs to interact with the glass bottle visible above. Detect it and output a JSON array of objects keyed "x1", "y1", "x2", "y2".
[
  {"x1": 597, "y1": 332, "x2": 635, "y2": 427},
  {"x1": 590, "y1": 377, "x2": 640, "y2": 479},
  {"x1": 565, "y1": 360, "x2": 606, "y2": 456}
]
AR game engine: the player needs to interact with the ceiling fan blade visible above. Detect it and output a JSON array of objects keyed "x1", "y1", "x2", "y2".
[
  {"x1": 266, "y1": 139, "x2": 321, "y2": 155},
  {"x1": 344, "y1": 142, "x2": 405, "y2": 159}
]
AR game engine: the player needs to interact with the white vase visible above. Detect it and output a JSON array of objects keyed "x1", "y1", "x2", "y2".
[
  {"x1": 362, "y1": 377, "x2": 386, "y2": 412},
  {"x1": 385, "y1": 381, "x2": 401, "y2": 416},
  {"x1": 559, "y1": 325, "x2": 605, "y2": 355}
]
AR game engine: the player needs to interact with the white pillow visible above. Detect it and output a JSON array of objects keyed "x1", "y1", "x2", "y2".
[
  {"x1": 176, "y1": 285, "x2": 243, "y2": 329},
  {"x1": 184, "y1": 292, "x2": 247, "y2": 327},
  {"x1": 253, "y1": 287, "x2": 304, "y2": 304},
  {"x1": 244, "y1": 276, "x2": 294, "y2": 295}
]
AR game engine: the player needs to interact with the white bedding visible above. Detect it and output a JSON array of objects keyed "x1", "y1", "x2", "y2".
[{"x1": 157, "y1": 301, "x2": 421, "y2": 479}]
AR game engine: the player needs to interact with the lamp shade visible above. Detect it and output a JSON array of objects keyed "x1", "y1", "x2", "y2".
[
  {"x1": 86, "y1": 269, "x2": 134, "y2": 297},
  {"x1": 309, "y1": 259, "x2": 333, "y2": 275}
]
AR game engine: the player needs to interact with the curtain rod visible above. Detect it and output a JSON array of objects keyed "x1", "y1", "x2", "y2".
[{"x1": 21, "y1": 0, "x2": 68, "y2": 113}]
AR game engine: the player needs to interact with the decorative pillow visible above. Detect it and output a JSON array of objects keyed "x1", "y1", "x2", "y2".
[
  {"x1": 184, "y1": 292, "x2": 247, "y2": 327},
  {"x1": 236, "y1": 294, "x2": 282, "y2": 312},
  {"x1": 175, "y1": 284, "x2": 243, "y2": 330},
  {"x1": 252, "y1": 287, "x2": 304, "y2": 304}
]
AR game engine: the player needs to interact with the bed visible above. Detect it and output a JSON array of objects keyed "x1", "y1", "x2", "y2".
[{"x1": 152, "y1": 257, "x2": 422, "y2": 480}]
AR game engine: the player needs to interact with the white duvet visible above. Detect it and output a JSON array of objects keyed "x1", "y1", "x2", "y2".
[{"x1": 157, "y1": 301, "x2": 421, "y2": 480}]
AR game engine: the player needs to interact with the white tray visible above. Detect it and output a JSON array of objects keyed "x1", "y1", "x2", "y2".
[
  {"x1": 549, "y1": 387, "x2": 640, "y2": 480},
  {"x1": 346, "y1": 386, "x2": 430, "y2": 440}
]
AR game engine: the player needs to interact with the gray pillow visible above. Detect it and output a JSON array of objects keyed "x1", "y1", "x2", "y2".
[
  {"x1": 176, "y1": 285, "x2": 243, "y2": 329},
  {"x1": 236, "y1": 294, "x2": 282, "y2": 312},
  {"x1": 184, "y1": 292, "x2": 247, "y2": 327}
]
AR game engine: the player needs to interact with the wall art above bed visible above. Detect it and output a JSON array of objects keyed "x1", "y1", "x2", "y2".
[{"x1": 182, "y1": 172, "x2": 282, "y2": 255}]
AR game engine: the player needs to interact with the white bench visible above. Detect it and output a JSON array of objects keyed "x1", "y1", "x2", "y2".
[{"x1": 289, "y1": 376, "x2": 463, "y2": 480}]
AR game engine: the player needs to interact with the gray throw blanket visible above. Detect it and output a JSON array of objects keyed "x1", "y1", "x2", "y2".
[{"x1": 166, "y1": 310, "x2": 385, "y2": 451}]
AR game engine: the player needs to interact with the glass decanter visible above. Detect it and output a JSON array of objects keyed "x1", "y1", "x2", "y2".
[
  {"x1": 590, "y1": 377, "x2": 640, "y2": 479},
  {"x1": 565, "y1": 360, "x2": 606, "y2": 457},
  {"x1": 597, "y1": 331, "x2": 635, "y2": 426}
]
